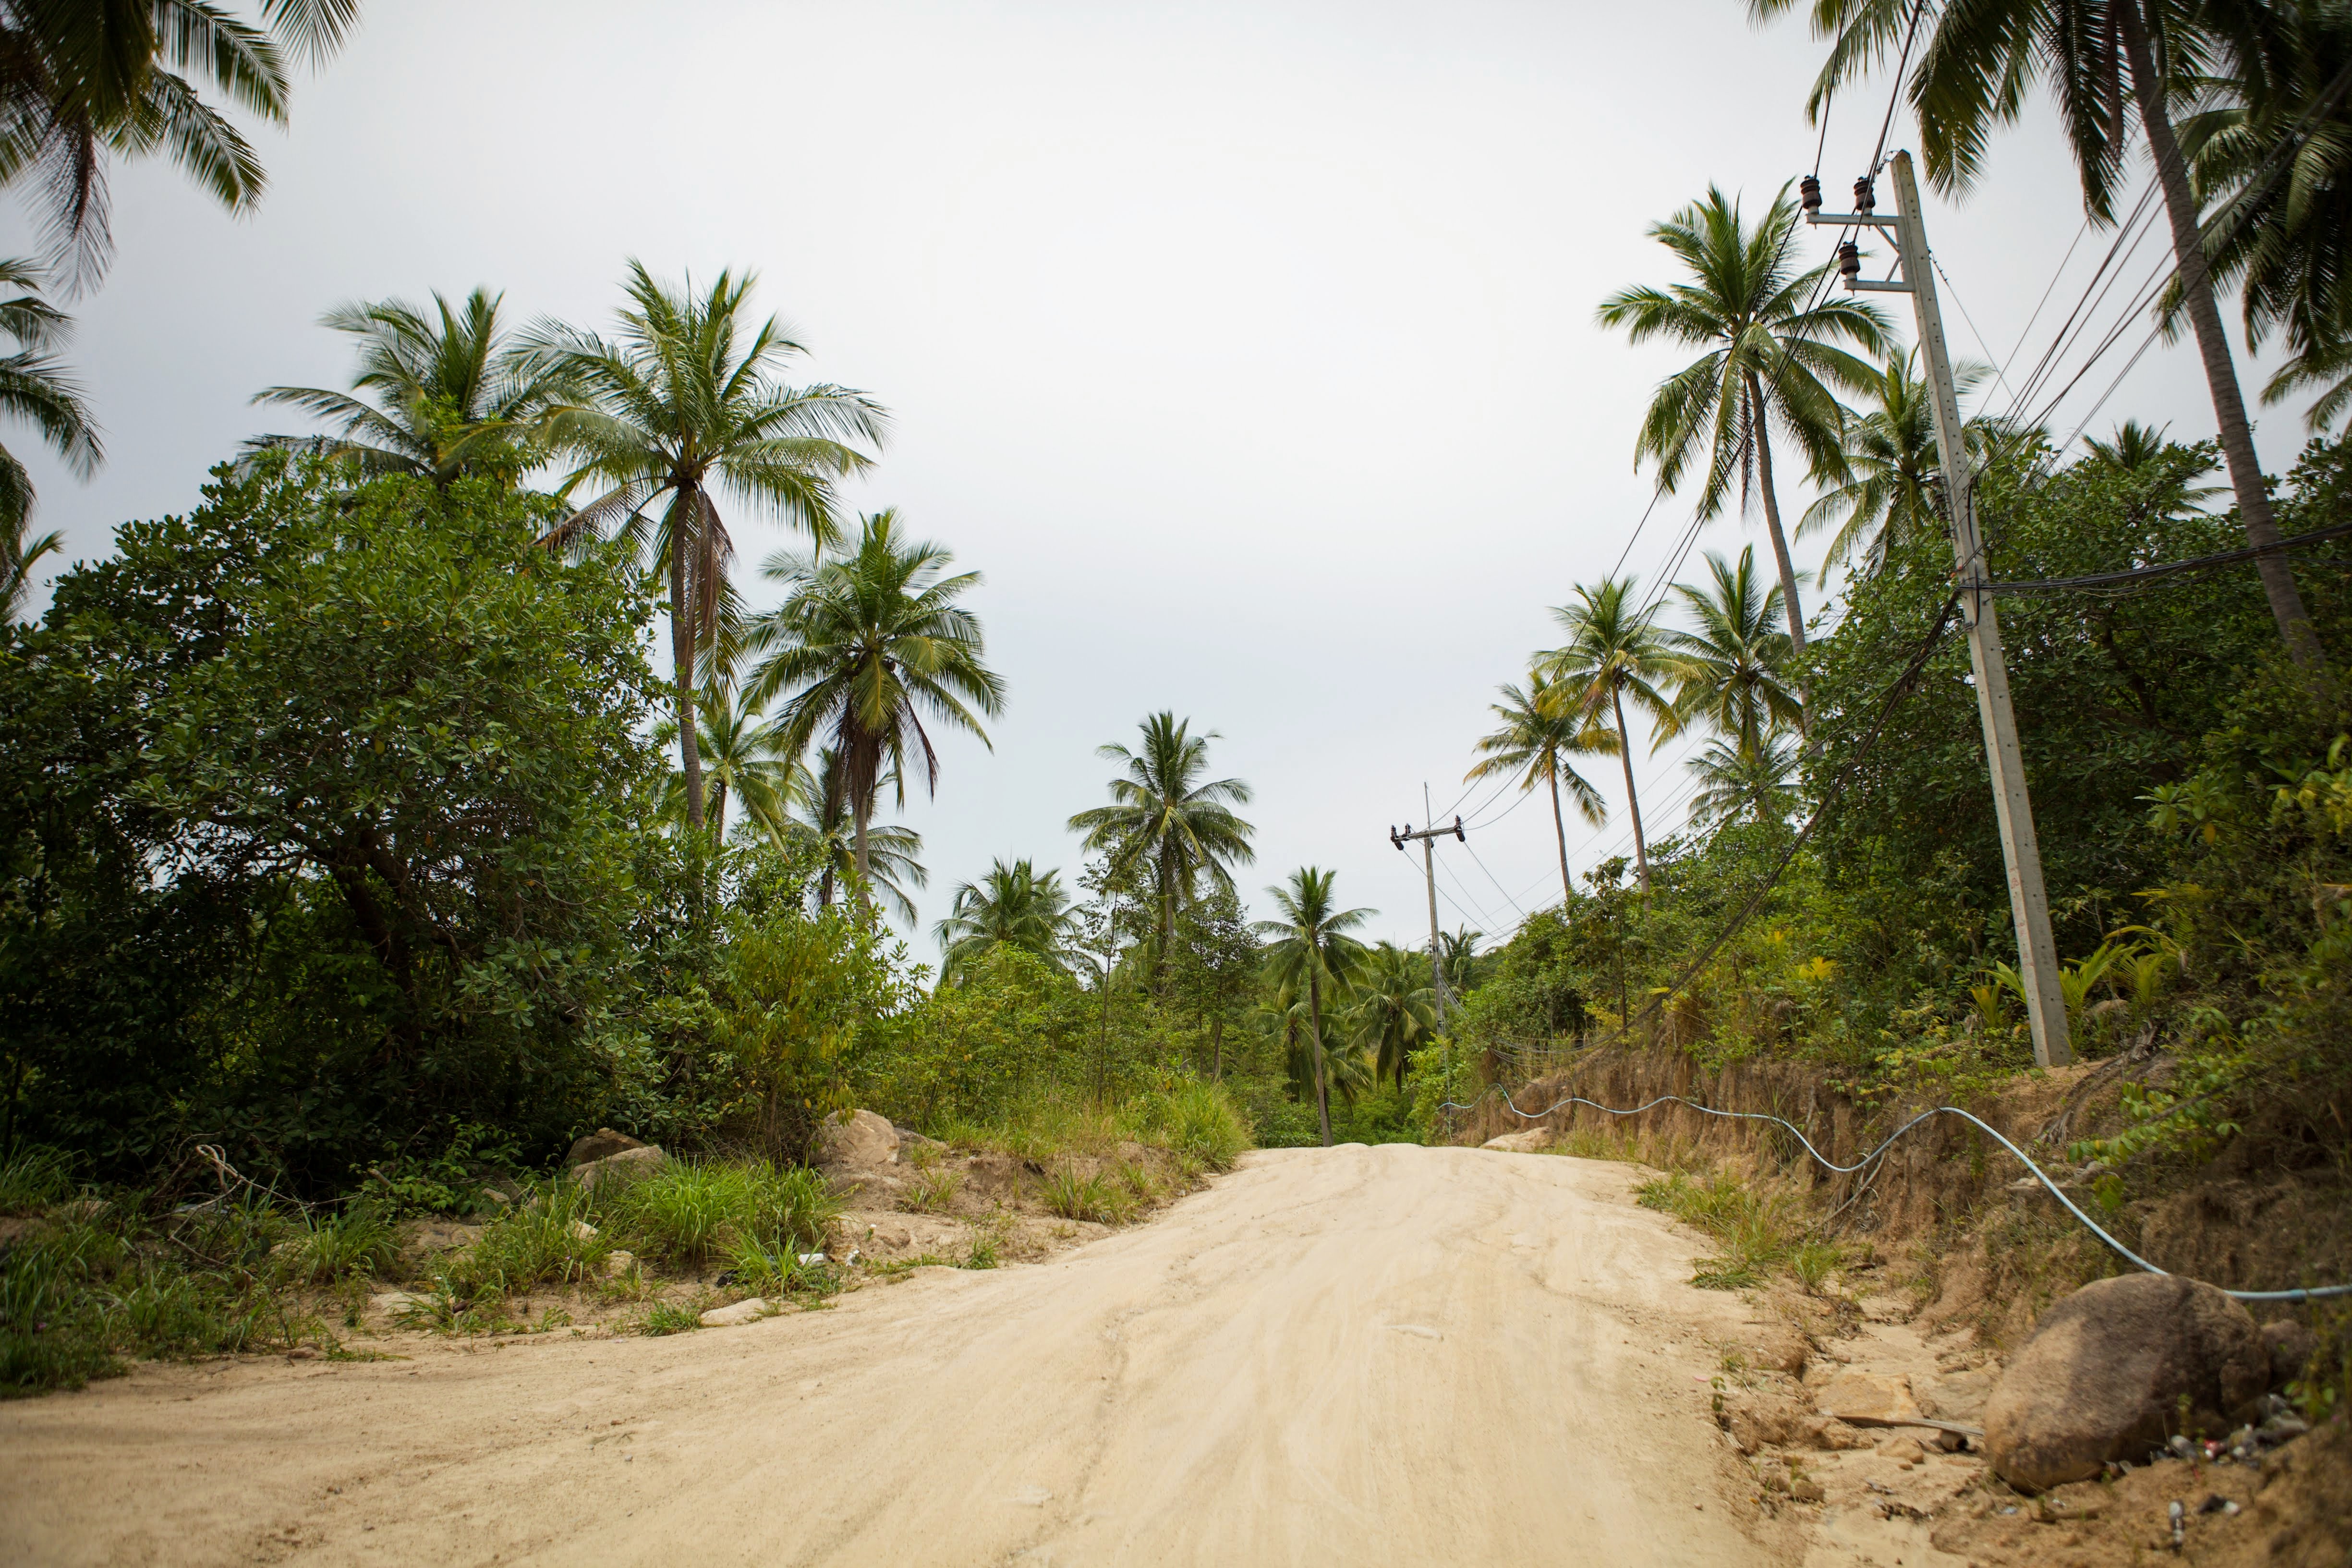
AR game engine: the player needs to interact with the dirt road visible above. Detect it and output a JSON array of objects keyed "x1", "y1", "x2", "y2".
[{"x1": 2, "y1": 1144, "x2": 1793, "y2": 1566}]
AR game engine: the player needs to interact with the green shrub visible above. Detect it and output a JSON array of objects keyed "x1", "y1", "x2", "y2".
[{"x1": 640, "y1": 1301, "x2": 700, "y2": 1336}]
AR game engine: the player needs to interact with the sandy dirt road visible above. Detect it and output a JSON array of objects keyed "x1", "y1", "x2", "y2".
[{"x1": 2, "y1": 1144, "x2": 1793, "y2": 1567}]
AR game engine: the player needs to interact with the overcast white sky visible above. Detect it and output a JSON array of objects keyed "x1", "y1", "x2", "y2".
[{"x1": 8, "y1": 0, "x2": 2328, "y2": 959}]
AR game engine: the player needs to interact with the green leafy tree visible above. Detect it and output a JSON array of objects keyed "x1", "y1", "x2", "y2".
[
  {"x1": 1254, "y1": 866, "x2": 1372, "y2": 1147},
  {"x1": 750, "y1": 510, "x2": 1001, "y2": 912},
  {"x1": 538, "y1": 263, "x2": 887, "y2": 831},
  {"x1": 1539, "y1": 577, "x2": 1683, "y2": 893},
  {"x1": 1067, "y1": 711, "x2": 1256, "y2": 984},
  {"x1": 248, "y1": 289, "x2": 562, "y2": 486},
  {"x1": 0, "y1": 0, "x2": 362, "y2": 285},
  {"x1": 0, "y1": 259, "x2": 96, "y2": 620},
  {"x1": 1597, "y1": 184, "x2": 1890, "y2": 650},
  {"x1": 1667, "y1": 545, "x2": 1804, "y2": 752},
  {"x1": 1170, "y1": 885, "x2": 1258, "y2": 1079},
  {"x1": 1465, "y1": 670, "x2": 1611, "y2": 909},
  {"x1": 934, "y1": 858, "x2": 1077, "y2": 981},
  {"x1": 4, "y1": 451, "x2": 663, "y2": 1173},
  {"x1": 1349, "y1": 942, "x2": 1435, "y2": 1090},
  {"x1": 1760, "y1": 0, "x2": 2325, "y2": 669}
]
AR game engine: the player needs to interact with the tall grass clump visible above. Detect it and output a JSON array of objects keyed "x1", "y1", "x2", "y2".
[
  {"x1": 277, "y1": 1202, "x2": 400, "y2": 1285},
  {"x1": 450, "y1": 1181, "x2": 608, "y2": 1292},
  {"x1": 0, "y1": 1147, "x2": 76, "y2": 1212},
  {"x1": 1041, "y1": 1167, "x2": 1136, "y2": 1225},
  {"x1": 1125, "y1": 1081, "x2": 1253, "y2": 1171},
  {"x1": 1637, "y1": 1169, "x2": 1809, "y2": 1290},
  {"x1": 602, "y1": 1159, "x2": 838, "y2": 1273}
]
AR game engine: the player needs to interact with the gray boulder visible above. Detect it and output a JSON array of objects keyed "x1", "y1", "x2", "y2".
[
  {"x1": 814, "y1": 1109, "x2": 899, "y2": 1170},
  {"x1": 2261, "y1": 1319, "x2": 2318, "y2": 1388},
  {"x1": 566, "y1": 1128, "x2": 645, "y2": 1167},
  {"x1": 572, "y1": 1144, "x2": 666, "y2": 1191},
  {"x1": 1985, "y1": 1273, "x2": 2268, "y2": 1491}
]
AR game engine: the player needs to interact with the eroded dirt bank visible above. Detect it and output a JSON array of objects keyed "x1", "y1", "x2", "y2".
[{"x1": 0, "y1": 1144, "x2": 1792, "y2": 1568}]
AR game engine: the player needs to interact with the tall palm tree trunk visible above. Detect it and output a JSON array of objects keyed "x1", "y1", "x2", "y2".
[
  {"x1": 1307, "y1": 966, "x2": 1334, "y2": 1147},
  {"x1": 2118, "y1": 0, "x2": 2323, "y2": 672},
  {"x1": 1546, "y1": 758, "x2": 1574, "y2": 908},
  {"x1": 1610, "y1": 687, "x2": 1652, "y2": 893},
  {"x1": 1746, "y1": 375, "x2": 1807, "y2": 654},
  {"x1": 851, "y1": 798, "x2": 873, "y2": 915},
  {"x1": 669, "y1": 545, "x2": 706, "y2": 831}
]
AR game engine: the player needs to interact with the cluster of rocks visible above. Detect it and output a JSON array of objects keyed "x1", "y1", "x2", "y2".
[{"x1": 1983, "y1": 1272, "x2": 2323, "y2": 1492}]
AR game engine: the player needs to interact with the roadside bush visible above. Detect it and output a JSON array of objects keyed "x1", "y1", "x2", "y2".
[
  {"x1": 601, "y1": 1159, "x2": 838, "y2": 1273},
  {"x1": 277, "y1": 1203, "x2": 400, "y2": 1285},
  {"x1": 1122, "y1": 1080, "x2": 1252, "y2": 1170},
  {"x1": 448, "y1": 1183, "x2": 608, "y2": 1293}
]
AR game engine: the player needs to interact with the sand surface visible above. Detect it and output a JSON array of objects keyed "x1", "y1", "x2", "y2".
[{"x1": 1, "y1": 1144, "x2": 1793, "y2": 1567}]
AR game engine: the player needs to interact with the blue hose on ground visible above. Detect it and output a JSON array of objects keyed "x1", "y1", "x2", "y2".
[{"x1": 1441, "y1": 1086, "x2": 2352, "y2": 1304}]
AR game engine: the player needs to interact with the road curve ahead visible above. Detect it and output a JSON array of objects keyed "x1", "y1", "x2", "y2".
[{"x1": 1, "y1": 1144, "x2": 1788, "y2": 1567}]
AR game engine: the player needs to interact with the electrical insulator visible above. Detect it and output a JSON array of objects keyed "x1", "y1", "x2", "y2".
[
  {"x1": 1853, "y1": 176, "x2": 1876, "y2": 214},
  {"x1": 1837, "y1": 241, "x2": 1862, "y2": 281},
  {"x1": 1453, "y1": 816, "x2": 1465, "y2": 841},
  {"x1": 1799, "y1": 174, "x2": 1821, "y2": 213}
]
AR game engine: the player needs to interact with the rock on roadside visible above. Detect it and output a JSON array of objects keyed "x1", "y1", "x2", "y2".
[
  {"x1": 1984, "y1": 1273, "x2": 2269, "y2": 1492},
  {"x1": 814, "y1": 1109, "x2": 899, "y2": 1170},
  {"x1": 699, "y1": 1298, "x2": 768, "y2": 1328},
  {"x1": 572, "y1": 1144, "x2": 666, "y2": 1192},
  {"x1": 566, "y1": 1128, "x2": 646, "y2": 1167},
  {"x1": 1480, "y1": 1130, "x2": 1555, "y2": 1153}
]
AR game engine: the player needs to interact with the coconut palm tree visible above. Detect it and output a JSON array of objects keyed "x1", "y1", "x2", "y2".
[
  {"x1": 2175, "y1": 4, "x2": 2352, "y2": 423},
  {"x1": 1686, "y1": 731, "x2": 1802, "y2": 830},
  {"x1": 747, "y1": 510, "x2": 1002, "y2": 914},
  {"x1": 248, "y1": 289, "x2": 564, "y2": 486},
  {"x1": 0, "y1": 0, "x2": 361, "y2": 288},
  {"x1": 1441, "y1": 927, "x2": 1482, "y2": 996},
  {"x1": 1464, "y1": 671, "x2": 1612, "y2": 910},
  {"x1": 1067, "y1": 712, "x2": 1255, "y2": 982},
  {"x1": 650, "y1": 681, "x2": 801, "y2": 846},
  {"x1": 0, "y1": 259, "x2": 97, "y2": 618},
  {"x1": 792, "y1": 746, "x2": 927, "y2": 924},
  {"x1": 934, "y1": 859, "x2": 1078, "y2": 980},
  {"x1": 1255, "y1": 867, "x2": 1373, "y2": 1147},
  {"x1": 1666, "y1": 546, "x2": 1805, "y2": 754},
  {"x1": 1758, "y1": 0, "x2": 2325, "y2": 669},
  {"x1": 1349, "y1": 942, "x2": 1435, "y2": 1090},
  {"x1": 1538, "y1": 577, "x2": 1682, "y2": 895},
  {"x1": 1798, "y1": 349, "x2": 2007, "y2": 577},
  {"x1": 535, "y1": 262, "x2": 887, "y2": 832},
  {"x1": 1597, "y1": 185, "x2": 1891, "y2": 651}
]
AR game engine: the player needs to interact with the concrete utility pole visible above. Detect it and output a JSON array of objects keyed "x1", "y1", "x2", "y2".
[
  {"x1": 1391, "y1": 806, "x2": 1465, "y2": 1031},
  {"x1": 1806, "y1": 152, "x2": 2073, "y2": 1068}
]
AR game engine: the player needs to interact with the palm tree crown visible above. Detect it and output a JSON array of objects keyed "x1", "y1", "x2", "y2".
[
  {"x1": 934, "y1": 859, "x2": 1077, "y2": 980},
  {"x1": 1465, "y1": 670, "x2": 1611, "y2": 910},
  {"x1": 1798, "y1": 349, "x2": 2001, "y2": 578},
  {"x1": 1597, "y1": 183, "x2": 1890, "y2": 650},
  {"x1": 1067, "y1": 712, "x2": 1255, "y2": 978},
  {"x1": 1758, "y1": 0, "x2": 2322, "y2": 667},
  {"x1": 1687, "y1": 731, "x2": 1801, "y2": 830},
  {"x1": 1666, "y1": 546, "x2": 1805, "y2": 755},
  {"x1": 1255, "y1": 866, "x2": 1372, "y2": 1148},
  {"x1": 749, "y1": 510, "x2": 1003, "y2": 913},
  {"x1": 537, "y1": 262, "x2": 888, "y2": 831},
  {"x1": 650, "y1": 681, "x2": 801, "y2": 848},
  {"x1": 1349, "y1": 942, "x2": 1435, "y2": 1091},
  {"x1": 792, "y1": 746, "x2": 926, "y2": 924},
  {"x1": 249, "y1": 289, "x2": 562, "y2": 486},
  {"x1": 0, "y1": 258, "x2": 98, "y2": 619},
  {"x1": 1538, "y1": 577, "x2": 1681, "y2": 894}
]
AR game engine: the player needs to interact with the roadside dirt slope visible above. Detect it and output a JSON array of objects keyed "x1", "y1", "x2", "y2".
[{"x1": 1, "y1": 1145, "x2": 1794, "y2": 1567}]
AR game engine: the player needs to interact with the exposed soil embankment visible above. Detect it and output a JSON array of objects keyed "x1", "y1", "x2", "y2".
[{"x1": 1455, "y1": 1044, "x2": 2352, "y2": 1345}]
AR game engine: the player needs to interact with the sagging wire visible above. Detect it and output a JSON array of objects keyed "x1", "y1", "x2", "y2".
[{"x1": 1438, "y1": 1086, "x2": 2352, "y2": 1304}]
